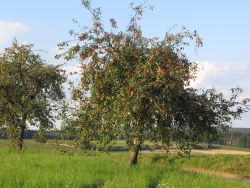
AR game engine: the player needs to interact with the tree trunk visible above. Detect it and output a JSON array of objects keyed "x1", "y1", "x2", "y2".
[
  {"x1": 17, "y1": 126, "x2": 25, "y2": 150},
  {"x1": 130, "y1": 144, "x2": 140, "y2": 165}
]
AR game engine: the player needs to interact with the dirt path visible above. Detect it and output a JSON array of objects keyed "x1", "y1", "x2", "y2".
[
  {"x1": 142, "y1": 149, "x2": 250, "y2": 155},
  {"x1": 191, "y1": 149, "x2": 250, "y2": 155}
]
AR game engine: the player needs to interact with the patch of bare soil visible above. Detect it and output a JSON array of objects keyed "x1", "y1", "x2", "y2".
[{"x1": 191, "y1": 149, "x2": 250, "y2": 155}]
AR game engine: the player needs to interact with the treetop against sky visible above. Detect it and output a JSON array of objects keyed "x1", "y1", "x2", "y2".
[{"x1": 0, "y1": 0, "x2": 249, "y2": 127}]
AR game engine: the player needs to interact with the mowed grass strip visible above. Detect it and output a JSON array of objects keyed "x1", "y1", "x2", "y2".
[{"x1": 0, "y1": 140, "x2": 250, "y2": 188}]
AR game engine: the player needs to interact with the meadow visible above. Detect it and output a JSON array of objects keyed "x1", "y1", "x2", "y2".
[{"x1": 0, "y1": 139, "x2": 249, "y2": 188}]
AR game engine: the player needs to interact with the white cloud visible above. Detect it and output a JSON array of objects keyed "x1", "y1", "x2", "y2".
[
  {"x1": 48, "y1": 46, "x2": 81, "y2": 79},
  {"x1": 190, "y1": 61, "x2": 250, "y2": 90},
  {"x1": 63, "y1": 63, "x2": 81, "y2": 81},
  {"x1": 0, "y1": 21, "x2": 30, "y2": 44},
  {"x1": 190, "y1": 61, "x2": 250, "y2": 128}
]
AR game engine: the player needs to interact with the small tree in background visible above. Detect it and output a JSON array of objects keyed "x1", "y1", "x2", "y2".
[
  {"x1": 34, "y1": 128, "x2": 47, "y2": 143},
  {"x1": 58, "y1": 1, "x2": 249, "y2": 165},
  {"x1": 0, "y1": 40, "x2": 66, "y2": 150}
]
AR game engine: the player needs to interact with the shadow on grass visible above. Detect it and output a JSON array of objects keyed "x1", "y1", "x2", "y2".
[
  {"x1": 151, "y1": 155, "x2": 182, "y2": 164},
  {"x1": 81, "y1": 180, "x2": 104, "y2": 188},
  {"x1": 148, "y1": 175, "x2": 162, "y2": 188}
]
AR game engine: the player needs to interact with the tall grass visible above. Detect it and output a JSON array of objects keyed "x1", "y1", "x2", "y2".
[{"x1": 0, "y1": 140, "x2": 249, "y2": 188}]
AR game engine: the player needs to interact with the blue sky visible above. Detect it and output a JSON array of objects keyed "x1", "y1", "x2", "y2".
[{"x1": 0, "y1": 0, "x2": 250, "y2": 127}]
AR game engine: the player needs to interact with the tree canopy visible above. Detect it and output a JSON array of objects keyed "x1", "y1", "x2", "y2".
[
  {"x1": 59, "y1": 1, "x2": 249, "y2": 165},
  {"x1": 0, "y1": 40, "x2": 66, "y2": 150}
]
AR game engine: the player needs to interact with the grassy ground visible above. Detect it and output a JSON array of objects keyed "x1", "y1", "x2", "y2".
[{"x1": 0, "y1": 139, "x2": 249, "y2": 188}]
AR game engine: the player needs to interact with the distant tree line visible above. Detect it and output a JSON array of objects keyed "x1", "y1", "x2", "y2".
[
  {"x1": 1, "y1": 127, "x2": 250, "y2": 149},
  {"x1": 214, "y1": 128, "x2": 250, "y2": 148},
  {"x1": 0, "y1": 127, "x2": 57, "y2": 140}
]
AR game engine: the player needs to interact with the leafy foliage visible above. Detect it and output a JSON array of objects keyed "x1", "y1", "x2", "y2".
[
  {"x1": 58, "y1": 1, "x2": 249, "y2": 164},
  {"x1": 0, "y1": 40, "x2": 66, "y2": 149}
]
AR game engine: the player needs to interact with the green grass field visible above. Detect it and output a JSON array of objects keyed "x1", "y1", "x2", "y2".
[{"x1": 0, "y1": 139, "x2": 249, "y2": 188}]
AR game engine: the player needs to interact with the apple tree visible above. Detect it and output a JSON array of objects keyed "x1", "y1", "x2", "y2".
[{"x1": 59, "y1": 1, "x2": 249, "y2": 165}]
